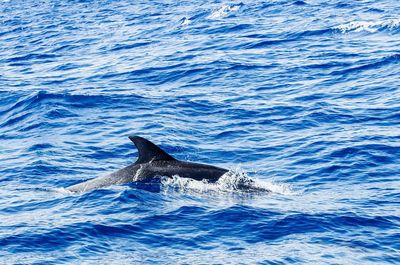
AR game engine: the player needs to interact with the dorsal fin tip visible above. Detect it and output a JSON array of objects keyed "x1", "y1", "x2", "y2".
[{"x1": 128, "y1": 136, "x2": 175, "y2": 163}]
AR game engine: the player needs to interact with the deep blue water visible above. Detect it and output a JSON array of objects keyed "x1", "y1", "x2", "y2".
[{"x1": 1, "y1": 0, "x2": 400, "y2": 264}]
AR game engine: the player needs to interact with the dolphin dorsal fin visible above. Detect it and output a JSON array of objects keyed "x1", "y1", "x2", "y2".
[{"x1": 129, "y1": 136, "x2": 175, "y2": 163}]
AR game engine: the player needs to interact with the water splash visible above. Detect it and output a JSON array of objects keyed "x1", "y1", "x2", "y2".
[
  {"x1": 334, "y1": 18, "x2": 400, "y2": 33},
  {"x1": 160, "y1": 167, "x2": 293, "y2": 195}
]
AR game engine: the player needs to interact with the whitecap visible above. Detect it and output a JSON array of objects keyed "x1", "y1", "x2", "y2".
[
  {"x1": 334, "y1": 18, "x2": 400, "y2": 33},
  {"x1": 208, "y1": 3, "x2": 243, "y2": 19}
]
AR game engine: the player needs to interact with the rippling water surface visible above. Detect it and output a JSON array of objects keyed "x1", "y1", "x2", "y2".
[{"x1": 1, "y1": 0, "x2": 400, "y2": 264}]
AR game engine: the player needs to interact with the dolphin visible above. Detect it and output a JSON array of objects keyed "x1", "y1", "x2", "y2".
[{"x1": 66, "y1": 136, "x2": 228, "y2": 193}]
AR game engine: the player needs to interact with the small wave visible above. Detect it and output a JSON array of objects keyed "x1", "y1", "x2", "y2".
[
  {"x1": 334, "y1": 19, "x2": 400, "y2": 33},
  {"x1": 109, "y1": 41, "x2": 152, "y2": 52},
  {"x1": 208, "y1": 3, "x2": 243, "y2": 19},
  {"x1": 160, "y1": 168, "x2": 293, "y2": 195},
  {"x1": 331, "y1": 53, "x2": 400, "y2": 76},
  {"x1": 180, "y1": 17, "x2": 192, "y2": 26},
  {"x1": 293, "y1": 0, "x2": 306, "y2": 5}
]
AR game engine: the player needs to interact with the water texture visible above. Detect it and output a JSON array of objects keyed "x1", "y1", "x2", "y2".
[{"x1": 1, "y1": 0, "x2": 399, "y2": 264}]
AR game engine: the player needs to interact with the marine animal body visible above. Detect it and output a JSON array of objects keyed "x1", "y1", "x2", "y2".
[{"x1": 66, "y1": 136, "x2": 228, "y2": 192}]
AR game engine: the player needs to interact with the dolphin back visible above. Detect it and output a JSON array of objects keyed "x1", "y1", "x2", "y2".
[{"x1": 66, "y1": 136, "x2": 228, "y2": 193}]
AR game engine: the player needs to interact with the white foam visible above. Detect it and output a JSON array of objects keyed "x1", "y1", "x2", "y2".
[
  {"x1": 335, "y1": 18, "x2": 400, "y2": 33},
  {"x1": 160, "y1": 167, "x2": 293, "y2": 195},
  {"x1": 208, "y1": 3, "x2": 242, "y2": 19}
]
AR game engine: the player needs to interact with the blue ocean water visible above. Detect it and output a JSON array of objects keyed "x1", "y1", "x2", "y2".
[{"x1": 1, "y1": 0, "x2": 400, "y2": 264}]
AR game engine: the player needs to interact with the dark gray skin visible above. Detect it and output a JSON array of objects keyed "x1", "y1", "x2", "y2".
[{"x1": 66, "y1": 136, "x2": 228, "y2": 193}]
